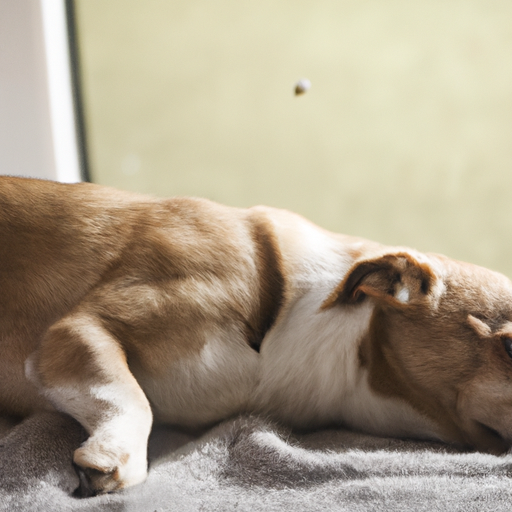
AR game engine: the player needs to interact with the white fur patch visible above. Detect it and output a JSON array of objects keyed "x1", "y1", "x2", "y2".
[
  {"x1": 395, "y1": 285, "x2": 410, "y2": 303},
  {"x1": 137, "y1": 327, "x2": 260, "y2": 426},
  {"x1": 251, "y1": 289, "x2": 373, "y2": 427}
]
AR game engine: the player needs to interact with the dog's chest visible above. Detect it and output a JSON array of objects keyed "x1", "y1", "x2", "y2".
[
  {"x1": 251, "y1": 292, "x2": 440, "y2": 439},
  {"x1": 251, "y1": 292, "x2": 376, "y2": 427}
]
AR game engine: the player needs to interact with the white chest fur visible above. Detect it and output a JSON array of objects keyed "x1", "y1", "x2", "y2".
[{"x1": 252, "y1": 290, "x2": 440, "y2": 440}]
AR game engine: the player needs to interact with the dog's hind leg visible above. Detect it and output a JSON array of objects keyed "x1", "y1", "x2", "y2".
[{"x1": 26, "y1": 312, "x2": 153, "y2": 496}]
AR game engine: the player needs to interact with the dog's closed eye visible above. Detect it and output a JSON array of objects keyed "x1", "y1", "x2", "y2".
[{"x1": 502, "y1": 337, "x2": 512, "y2": 359}]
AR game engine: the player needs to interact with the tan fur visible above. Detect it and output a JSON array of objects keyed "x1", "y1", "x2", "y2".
[{"x1": 3, "y1": 176, "x2": 512, "y2": 496}]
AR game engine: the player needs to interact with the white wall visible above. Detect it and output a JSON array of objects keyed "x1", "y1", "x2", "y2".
[{"x1": 0, "y1": 0, "x2": 81, "y2": 182}]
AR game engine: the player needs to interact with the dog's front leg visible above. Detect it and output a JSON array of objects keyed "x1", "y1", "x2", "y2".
[{"x1": 27, "y1": 312, "x2": 153, "y2": 496}]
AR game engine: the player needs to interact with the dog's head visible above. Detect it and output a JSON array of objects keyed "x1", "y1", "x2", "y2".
[{"x1": 324, "y1": 250, "x2": 512, "y2": 453}]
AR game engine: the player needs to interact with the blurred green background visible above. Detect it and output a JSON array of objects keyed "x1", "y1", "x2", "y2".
[{"x1": 75, "y1": 0, "x2": 512, "y2": 276}]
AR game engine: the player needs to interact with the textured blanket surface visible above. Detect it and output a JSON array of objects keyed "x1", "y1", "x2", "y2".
[{"x1": 1, "y1": 411, "x2": 512, "y2": 512}]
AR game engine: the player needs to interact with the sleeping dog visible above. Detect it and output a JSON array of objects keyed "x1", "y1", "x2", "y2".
[{"x1": 2, "y1": 176, "x2": 512, "y2": 496}]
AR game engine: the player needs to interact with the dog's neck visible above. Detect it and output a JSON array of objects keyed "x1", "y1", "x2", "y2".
[
  {"x1": 244, "y1": 211, "x2": 441, "y2": 439},
  {"x1": 253, "y1": 285, "x2": 441, "y2": 441}
]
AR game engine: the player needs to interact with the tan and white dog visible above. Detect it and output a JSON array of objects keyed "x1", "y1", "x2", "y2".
[{"x1": 2, "y1": 176, "x2": 512, "y2": 496}]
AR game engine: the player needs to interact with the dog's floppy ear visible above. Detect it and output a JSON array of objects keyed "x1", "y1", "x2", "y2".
[{"x1": 322, "y1": 252, "x2": 436, "y2": 309}]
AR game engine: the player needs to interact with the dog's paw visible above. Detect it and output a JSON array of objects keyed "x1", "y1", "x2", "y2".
[
  {"x1": 72, "y1": 439, "x2": 148, "y2": 497},
  {"x1": 72, "y1": 463, "x2": 121, "y2": 497}
]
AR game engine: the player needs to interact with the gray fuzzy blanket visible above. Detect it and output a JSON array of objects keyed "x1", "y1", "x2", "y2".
[{"x1": 1, "y1": 412, "x2": 512, "y2": 512}]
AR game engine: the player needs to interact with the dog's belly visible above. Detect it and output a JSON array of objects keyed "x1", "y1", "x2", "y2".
[{"x1": 133, "y1": 331, "x2": 260, "y2": 427}]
